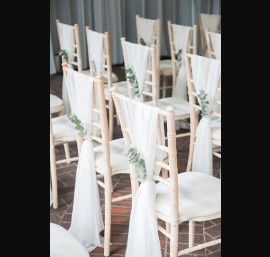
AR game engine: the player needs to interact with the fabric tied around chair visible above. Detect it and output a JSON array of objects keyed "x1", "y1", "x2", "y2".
[
  {"x1": 119, "y1": 94, "x2": 165, "y2": 257},
  {"x1": 190, "y1": 55, "x2": 221, "y2": 176},
  {"x1": 66, "y1": 69, "x2": 104, "y2": 252},
  {"x1": 59, "y1": 23, "x2": 76, "y2": 115},
  {"x1": 123, "y1": 41, "x2": 150, "y2": 102}
]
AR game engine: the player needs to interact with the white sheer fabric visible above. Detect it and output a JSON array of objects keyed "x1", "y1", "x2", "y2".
[
  {"x1": 59, "y1": 23, "x2": 75, "y2": 115},
  {"x1": 86, "y1": 29, "x2": 105, "y2": 75},
  {"x1": 137, "y1": 16, "x2": 156, "y2": 46},
  {"x1": 66, "y1": 69, "x2": 104, "y2": 252},
  {"x1": 172, "y1": 24, "x2": 192, "y2": 100},
  {"x1": 124, "y1": 41, "x2": 150, "y2": 101},
  {"x1": 209, "y1": 32, "x2": 221, "y2": 60},
  {"x1": 119, "y1": 95, "x2": 162, "y2": 257},
  {"x1": 190, "y1": 55, "x2": 221, "y2": 176}
]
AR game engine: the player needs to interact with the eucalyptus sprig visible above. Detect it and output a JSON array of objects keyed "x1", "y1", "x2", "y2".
[
  {"x1": 58, "y1": 50, "x2": 69, "y2": 63},
  {"x1": 175, "y1": 49, "x2": 182, "y2": 62},
  {"x1": 67, "y1": 113, "x2": 87, "y2": 138},
  {"x1": 125, "y1": 67, "x2": 140, "y2": 97},
  {"x1": 123, "y1": 146, "x2": 146, "y2": 182},
  {"x1": 90, "y1": 60, "x2": 96, "y2": 76},
  {"x1": 197, "y1": 90, "x2": 209, "y2": 117},
  {"x1": 140, "y1": 38, "x2": 146, "y2": 46}
]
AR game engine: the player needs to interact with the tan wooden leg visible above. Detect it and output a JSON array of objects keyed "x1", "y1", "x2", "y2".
[
  {"x1": 63, "y1": 143, "x2": 71, "y2": 164},
  {"x1": 104, "y1": 175, "x2": 112, "y2": 256},
  {"x1": 189, "y1": 221, "x2": 195, "y2": 248},
  {"x1": 109, "y1": 100, "x2": 114, "y2": 141},
  {"x1": 50, "y1": 145, "x2": 58, "y2": 209}
]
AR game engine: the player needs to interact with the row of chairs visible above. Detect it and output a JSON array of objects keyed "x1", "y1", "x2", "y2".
[
  {"x1": 50, "y1": 12, "x2": 221, "y2": 257},
  {"x1": 50, "y1": 52, "x2": 221, "y2": 257},
  {"x1": 50, "y1": 14, "x2": 221, "y2": 164}
]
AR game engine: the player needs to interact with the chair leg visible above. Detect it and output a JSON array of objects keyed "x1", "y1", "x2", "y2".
[
  {"x1": 50, "y1": 147, "x2": 58, "y2": 209},
  {"x1": 189, "y1": 221, "x2": 195, "y2": 248},
  {"x1": 170, "y1": 222, "x2": 178, "y2": 257},
  {"x1": 63, "y1": 143, "x2": 71, "y2": 164},
  {"x1": 162, "y1": 76, "x2": 167, "y2": 98},
  {"x1": 104, "y1": 176, "x2": 112, "y2": 257},
  {"x1": 109, "y1": 103, "x2": 114, "y2": 141}
]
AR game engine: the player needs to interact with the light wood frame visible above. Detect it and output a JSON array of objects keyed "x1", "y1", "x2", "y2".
[
  {"x1": 62, "y1": 63, "x2": 134, "y2": 257},
  {"x1": 167, "y1": 21, "x2": 197, "y2": 97},
  {"x1": 184, "y1": 50, "x2": 221, "y2": 172}
]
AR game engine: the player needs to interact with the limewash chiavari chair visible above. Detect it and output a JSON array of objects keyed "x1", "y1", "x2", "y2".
[
  {"x1": 111, "y1": 88, "x2": 221, "y2": 257},
  {"x1": 184, "y1": 50, "x2": 221, "y2": 175},
  {"x1": 205, "y1": 29, "x2": 221, "y2": 60},
  {"x1": 85, "y1": 27, "x2": 128, "y2": 140},
  {"x1": 136, "y1": 14, "x2": 173, "y2": 98},
  {"x1": 54, "y1": 19, "x2": 84, "y2": 160},
  {"x1": 121, "y1": 38, "x2": 193, "y2": 141},
  {"x1": 197, "y1": 12, "x2": 221, "y2": 57},
  {"x1": 62, "y1": 63, "x2": 133, "y2": 257}
]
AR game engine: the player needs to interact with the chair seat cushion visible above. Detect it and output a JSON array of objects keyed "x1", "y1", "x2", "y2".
[
  {"x1": 146, "y1": 97, "x2": 190, "y2": 119},
  {"x1": 94, "y1": 138, "x2": 129, "y2": 173},
  {"x1": 104, "y1": 81, "x2": 129, "y2": 100},
  {"x1": 82, "y1": 69, "x2": 118, "y2": 83},
  {"x1": 52, "y1": 115, "x2": 76, "y2": 142},
  {"x1": 50, "y1": 94, "x2": 63, "y2": 109},
  {"x1": 50, "y1": 223, "x2": 89, "y2": 257},
  {"x1": 159, "y1": 59, "x2": 172, "y2": 76},
  {"x1": 156, "y1": 171, "x2": 221, "y2": 222}
]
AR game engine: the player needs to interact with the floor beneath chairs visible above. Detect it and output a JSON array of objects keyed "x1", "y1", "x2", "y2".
[{"x1": 50, "y1": 65, "x2": 221, "y2": 257}]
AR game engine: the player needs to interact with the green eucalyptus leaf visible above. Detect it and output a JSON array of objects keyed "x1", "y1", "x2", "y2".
[{"x1": 140, "y1": 38, "x2": 146, "y2": 46}]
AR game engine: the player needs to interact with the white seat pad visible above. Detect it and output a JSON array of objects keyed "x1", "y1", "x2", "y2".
[
  {"x1": 156, "y1": 171, "x2": 221, "y2": 222},
  {"x1": 82, "y1": 69, "x2": 118, "y2": 83},
  {"x1": 52, "y1": 115, "x2": 76, "y2": 142},
  {"x1": 50, "y1": 223, "x2": 89, "y2": 257},
  {"x1": 50, "y1": 94, "x2": 63, "y2": 109},
  {"x1": 94, "y1": 138, "x2": 129, "y2": 173},
  {"x1": 146, "y1": 97, "x2": 190, "y2": 118},
  {"x1": 159, "y1": 59, "x2": 173, "y2": 76},
  {"x1": 104, "y1": 81, "x2": 129, "y2": 100}
]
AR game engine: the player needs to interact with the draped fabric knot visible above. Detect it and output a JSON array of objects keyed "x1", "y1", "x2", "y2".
[
  {"x1": 190, "y1": 55, "x2": 221, "y2": 176},
  {"x1": 119, "y1": 95, "x2": 165, "y2": 257},
  {"x1": 66, "y1": 68, "x2": 104, "y2": 252}
]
